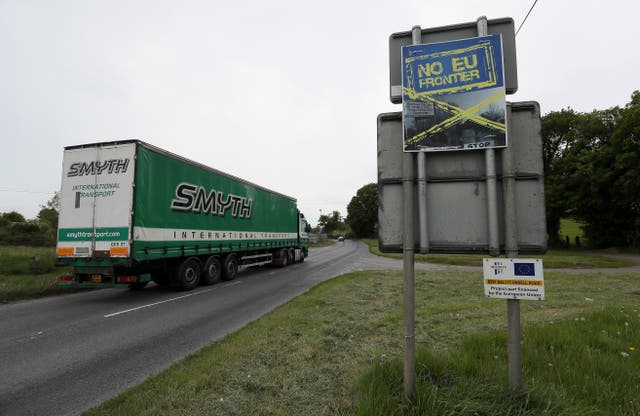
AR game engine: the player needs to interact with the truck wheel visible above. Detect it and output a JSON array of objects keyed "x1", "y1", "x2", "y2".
[
  {"x1": 174, "y1": 257, "x2": 201, "y2": 290},
  {"x1": 201, "y1": 255, "x2": 221, "y2": 285},
  {"x1": 222, "y1": 254, "x2": 238, "y2": 281},
  {"x1": 280, "y1": 249, "x2": 289, "y2": 267}
]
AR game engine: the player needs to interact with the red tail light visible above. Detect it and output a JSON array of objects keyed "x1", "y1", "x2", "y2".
[
  {"x1": 60, "y1": 275, "x2": 75, "y2": 282},
  {"x1": 118, "y1": 276, "x2": 135, "y2": 284}
]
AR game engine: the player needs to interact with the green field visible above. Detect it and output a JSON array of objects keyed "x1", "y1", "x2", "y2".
[
  {"x1": 559, "y1": 218, "x2": 587, "y2": 248},
  {"x1": 84, "y1": 267, "x2": 640, "y2": 415}
]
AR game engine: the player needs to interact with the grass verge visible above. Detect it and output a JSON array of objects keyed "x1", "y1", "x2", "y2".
[
  {"x1": 310, "y1": 240, "x2": 336, "y2": 248},
  {"x1": 0, "y1": 245, "x2": 75, "y2": 303},
  {"x1": 84, "y1": 268, "x2": 640, "y2": 415},
  {"x1": 357, "y1": 307, "x2": 639, "y2": 415},
  {"x1": 361, "y1": 239, "x2": 634, "y2": 268}
]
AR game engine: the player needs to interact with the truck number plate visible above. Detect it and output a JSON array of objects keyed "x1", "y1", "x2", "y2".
[{"x1": 91, "y1": 274, "x2": 102, "y2": 283}]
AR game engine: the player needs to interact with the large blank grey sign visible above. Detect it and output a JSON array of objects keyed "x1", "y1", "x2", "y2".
[{"x1": 377, "y1": 101, "x2": 546, "y2": 254}]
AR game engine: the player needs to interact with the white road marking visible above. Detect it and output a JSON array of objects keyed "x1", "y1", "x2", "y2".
[{"x1": 104, "y1": 288, "x2": 215, "y2": 318}]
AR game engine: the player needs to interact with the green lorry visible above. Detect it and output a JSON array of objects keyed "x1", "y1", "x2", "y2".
[{"x1": 56, "y1": 140, "x2": 309, "y2": 290}]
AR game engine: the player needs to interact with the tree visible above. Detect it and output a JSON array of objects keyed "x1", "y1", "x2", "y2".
[
  {"x1": 569, "y1": 93, "x2": 640, "y2": 247},
  {"x1": 43, "y1": 192, "x2": 60, "y2": 211},
  {"x1": 38, "y1": 207, "x2": 58, "y2": 230},
  {"x1": 317, "y1": 213, "x2": 329, "y2": 230},
  {"x1": 346, "y1": 183, "x2": 378, "y2": 238},
  {"x1": 38, "y1": 192, "x2": 60, "y2": 230},
  {"x1": 0, "y1": 193, "x2": 60, "y2": 246},
  {"x1": 541, "y1": 91, "x2": 640, "y2": 247},
  {"x1": 318, "y1": 211, "x2": 343, "y2": 235},
  {"x1": 542, "y1": 109, "x2": 575, "y2": 243},
  {"x1": 1, "y1": 211, "x2": 26, "y2": 223},
  {"x1": 609, "y1": 91, "x2": 640, "y2": 246}
]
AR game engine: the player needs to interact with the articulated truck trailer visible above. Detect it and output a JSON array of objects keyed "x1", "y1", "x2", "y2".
[{"x1": 56, "y1": 140, "x2": 309, "y2": 291}]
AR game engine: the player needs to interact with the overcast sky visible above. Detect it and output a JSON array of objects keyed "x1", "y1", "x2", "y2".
[{"x1": 1, "y1": 0, "x2": 637, "y2": 226}]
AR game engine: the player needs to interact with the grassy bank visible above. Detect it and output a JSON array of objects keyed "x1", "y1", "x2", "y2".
[
  {"x1": 85, "y1": 267, "x2": 640, "y2": 415},
  {"x1": 362, "y1": 239, "x2": 634, "y2": 269},
  {"x1": 357, "y1": 307, "x2": 639, "y2": 415},
  {"x1": 0, "y1": 245, "x2": 74, "y2": 303}
]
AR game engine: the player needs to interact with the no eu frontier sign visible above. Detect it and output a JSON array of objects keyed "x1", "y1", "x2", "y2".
[{"x1": 402, "y1": 34, "x2": 507, "y2": 152}]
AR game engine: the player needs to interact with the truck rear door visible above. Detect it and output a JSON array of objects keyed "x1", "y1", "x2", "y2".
[{"x1": 56, "y1": 142, "x2": 136, "y2": 259}]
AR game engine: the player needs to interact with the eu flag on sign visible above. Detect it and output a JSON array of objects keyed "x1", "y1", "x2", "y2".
[{"x1": 514, "y1": 262, "x2": 535, "y2": 276}]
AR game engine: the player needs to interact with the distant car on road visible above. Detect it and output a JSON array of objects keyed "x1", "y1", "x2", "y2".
[{"x1": 337, "y1": 236, "x2": 344, "y2": 242}]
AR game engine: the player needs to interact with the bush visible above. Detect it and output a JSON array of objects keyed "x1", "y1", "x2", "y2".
[{"x1": 0, "y1": 220, "x2": 56, "y2": 246}]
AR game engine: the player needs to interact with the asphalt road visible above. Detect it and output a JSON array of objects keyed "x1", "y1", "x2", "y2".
[{"x1": 0, "y1": 240, "x2": 383, "y2": 416}]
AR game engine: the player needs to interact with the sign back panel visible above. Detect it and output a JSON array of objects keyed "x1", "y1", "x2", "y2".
[{"x1": 377, "y1": 102, "x2": 546, "y2": 254}]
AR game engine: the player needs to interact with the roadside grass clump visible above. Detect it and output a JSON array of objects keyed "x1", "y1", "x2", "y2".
[
  {"x1": 84, "y1": 268, "x2": 640, "y2": 415},
  {"x1": 361, "y1": 239, "x2": 633, "y2": 269},
  {"x1": 0, "y1": 245, "x2": 74, "y2": 303},
  {"x1": 356, "y1": 307, "x2": 640, "y2": 416}
]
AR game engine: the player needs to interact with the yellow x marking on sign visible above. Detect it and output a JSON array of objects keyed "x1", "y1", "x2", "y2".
[{"x1": 404, "y1": 89, "x2": 506, "y2": 146}]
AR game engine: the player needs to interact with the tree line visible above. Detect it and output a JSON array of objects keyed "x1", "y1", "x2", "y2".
[
  {"x1": 314, "y1": 183, "x2": 379, "y2": 240},
  {"x1": 0, "y1": 194, "x2": 59, "y2": 246},
  {"x1": 544, "y1": 91, "x2": 640, "y2": 247},
  {"x1": 345, "y1": 91, "x2": 639, "y2": 248},
  {"x1": 2, "y1": 92, "x2": 638, "y2": 248}
]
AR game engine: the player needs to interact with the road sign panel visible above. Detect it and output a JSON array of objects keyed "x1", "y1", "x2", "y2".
[
  {"x1": 389, "y1": 17, "x2": 517, "y2": 104},
  {"x1": 402, "y1": 35, "x2": 507, "y2": 152}
]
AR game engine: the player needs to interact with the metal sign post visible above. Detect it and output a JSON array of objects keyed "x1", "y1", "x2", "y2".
[
  {"x1": 384, "y1": 16, "x2": 545, "y2": 398},
  {"x1": 401, "y1": 24, "x2": 421, "y2": 401},
  {"x1": 378, "y1": 101, "x2": 545, "y2": 396},
  {"x1": 502, "y1": 102, "x2": 523, "y2": 391},
  {"x1": 476, "y1": 17, "x2": 501, "y2": 257}
]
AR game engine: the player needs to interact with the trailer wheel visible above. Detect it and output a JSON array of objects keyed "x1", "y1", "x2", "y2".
[
  {"x1": 222, "y1": 254, "x2": 239, "y2": 281},
  {"x1": 174, "y1": 257, "x2": 201, "y2": 290},
  {"x1": 201, "y1": 255, "x2": 221, "y2": 285}
]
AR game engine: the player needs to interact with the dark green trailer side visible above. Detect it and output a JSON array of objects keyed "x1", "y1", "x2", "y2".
[{"x1": 57, "y1": 140, "x2": 309, "y2": 290}]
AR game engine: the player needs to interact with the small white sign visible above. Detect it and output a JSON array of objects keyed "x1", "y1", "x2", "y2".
[
  {"x1": 483, "y1": 258, "x2": 544, "y2": 300},
  {"x1": 403, "y1": 101, "x2": 435, "y2": 117}
]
